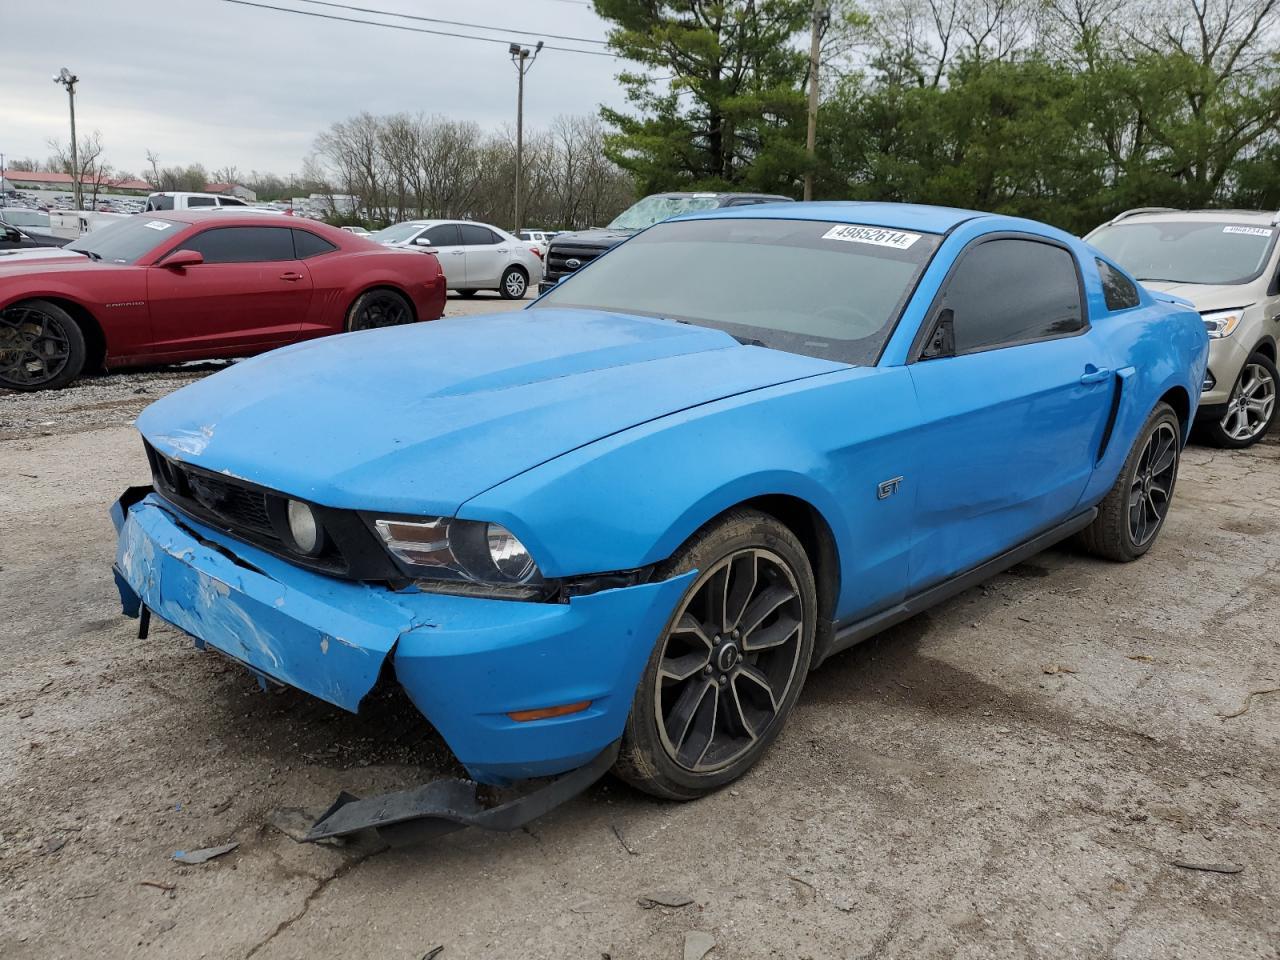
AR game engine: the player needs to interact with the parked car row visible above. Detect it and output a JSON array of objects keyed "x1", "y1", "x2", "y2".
[{"x1": 3, "y1": 186, "x2": 1272, "y2": 839}]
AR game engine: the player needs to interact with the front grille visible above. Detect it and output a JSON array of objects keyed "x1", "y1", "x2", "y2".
[
  {"x1": 545, "y1": 244, "x2": 606, "y2": 279},
  {"x1": 141, "y1": 442, "x2": 403, "y2": 583},
  {"x1": 183, "y1": 471, "x2": 275, "y2": 538}
]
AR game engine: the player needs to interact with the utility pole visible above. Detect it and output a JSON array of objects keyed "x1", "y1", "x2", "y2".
[
  {"x1": 53, "y1": 67, "x2": 82, "y2": 211},
  {"x1": 509, "y1": 40, "x2": 543, "y2": 233},
  {"x1": 1, "y1": 153, "x2": 6, "y2": 208},
  {"x1": 803, "y1": 1, "x2": 827, "y2": 202}
]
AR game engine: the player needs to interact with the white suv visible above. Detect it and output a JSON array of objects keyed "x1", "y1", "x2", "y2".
[
  {"x1": 1088, "y1": 208, "x2": 1279, "y2": 447},
  {"x1": 370, "y1": 219, "x2": 543, "y2": 299}
]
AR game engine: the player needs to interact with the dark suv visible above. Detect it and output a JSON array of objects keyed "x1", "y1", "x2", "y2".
[{"x1": 538, "y1": 191, "x2": 791, "y2": 293}]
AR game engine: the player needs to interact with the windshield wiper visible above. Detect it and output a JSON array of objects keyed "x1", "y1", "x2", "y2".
[
  {"x1": 731, "y1": 334, "x2": 768, "y2": 348},
  {"x1": 78, "y1": 249, "x2": 102, "y2": 261}
]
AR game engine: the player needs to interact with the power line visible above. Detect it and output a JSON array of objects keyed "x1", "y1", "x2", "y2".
[
  {"x1": 216, "y1": 0, "x2": 618, "y2": 57},
  {"x1": 291, "y1": 0, "x2": 609, "y2": 45}
]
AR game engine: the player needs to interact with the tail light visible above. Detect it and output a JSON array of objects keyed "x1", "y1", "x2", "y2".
[{"x1": 529, "y1": 246, "x2": 543, "y2": 260}]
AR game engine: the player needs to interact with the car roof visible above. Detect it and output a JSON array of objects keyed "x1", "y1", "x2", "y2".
[
  {"x1": 1100, "y1": 208, "x2": 1279, "y2": 226},
  {"x1": 145, "y1": 210, "x2": 335, "y2": 230},
  {"x1": 648, "y1": 191, "x2": 792, "y2": 201},
  {"x1": 675, "y1": 200, "x2": 987, "y2": 234}
]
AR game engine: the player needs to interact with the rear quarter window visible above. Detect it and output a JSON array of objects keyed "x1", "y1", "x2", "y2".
[
  {"x1": 1096, "y1": 259, "x2": 1141, "y2": 311},
  {"x1": 293, "y1": 229, "x2": 338, "y2": 259}
]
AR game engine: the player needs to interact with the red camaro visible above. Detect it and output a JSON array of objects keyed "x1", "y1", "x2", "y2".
[{"x1": 0, "y1": 212, "x2": 447, "y2": 390}]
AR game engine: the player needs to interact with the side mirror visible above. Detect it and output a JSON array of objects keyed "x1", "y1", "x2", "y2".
[
  {"x1": 920, "y1": 307, "x2": 955, "y2": 360},
  {"x1": 413, "y1": 237, "x2": 435, "y2": 247},
  {"x1": 162, "y1": 249, "x2": 204, "y2": 269}
]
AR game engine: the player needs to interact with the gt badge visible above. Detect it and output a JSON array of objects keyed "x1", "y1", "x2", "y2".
[{"x1": 877, "y1": 476, "x2": 903, "y2": 500}]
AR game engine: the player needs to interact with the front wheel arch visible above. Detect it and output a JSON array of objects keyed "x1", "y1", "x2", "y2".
[{"x1": 5, "y1": 295, "x2": 106, "y2": 372}]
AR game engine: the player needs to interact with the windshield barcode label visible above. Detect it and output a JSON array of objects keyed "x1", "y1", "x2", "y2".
[
  {"x1": 1223, "y1": 225, "x2": 1272, "y2": 237},
  {"x1": 822, "y1": 225, "x2": 921, "y2": 249},
  {"x1": 144, "y1": 220, "x2": 173, "y2": 231}
]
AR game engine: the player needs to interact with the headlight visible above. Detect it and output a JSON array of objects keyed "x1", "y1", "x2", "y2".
[
  {"x1": 372, "y1": 516, "x2": 542, "y2": 585},
  {"x1": 1201, "y1": 307, "x2": 1247, "y2": 339},
  {"x1": 286, "y1": 499, "x2": 322, "y2": 555}
]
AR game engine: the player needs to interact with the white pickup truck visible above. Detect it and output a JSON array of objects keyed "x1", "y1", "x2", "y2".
[{"x1": 142, "y1": 192, "x2": 250, "y2": 212}]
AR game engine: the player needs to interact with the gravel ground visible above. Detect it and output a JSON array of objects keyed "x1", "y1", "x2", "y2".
[{"x1": 1, "y1": 305, "x2": 1277, "y2": 959}]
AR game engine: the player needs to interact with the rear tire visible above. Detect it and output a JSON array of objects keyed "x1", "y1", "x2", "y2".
[
  {"x1": 614, "y1": 510, "x2": 816, "y2": 800},
  {"x1": 344, "y1": 289, "x2": 414, "y2": 332},
  {"x1": 1201, "y1": 352, "x2": 1278, "y2": 448},
  {"x1": 1078, "y1": 402, "x2": 1181, "y2": 562},
  {"x1": 498, "y1": 266, "x2": 528, "y2": 300},
  {"x1": 0, "y1": 298, "x2": 87, "y2": 391}
]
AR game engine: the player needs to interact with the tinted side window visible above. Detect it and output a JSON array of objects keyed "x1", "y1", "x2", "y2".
[
  {"x1": 421, "y1": 224, "x2": 461, "y2": 246},
  {"x1": 148, "y1": 195, "x2": 174, "y2": 211},
  {"x1": 181, "y1": 227, "x2": 296, "y2": 264},
  {"x1": 1096, "y1": 258, "x2": 1140, "y2": 310},
  {"x1": 459, "y1": 224, "x2": 500, "y2": 245},
  {"x1": 186, "y1": 196, "x2": 217, "y2": 207},
  {"x1": 218, "y1": 197, "x2": 247, "y2": 206},
  {"x1": 293, "y1": 229, "x2": 338, "y2": 259},
  {"x1": 942, "y1": 238, "x2": 1084, "y2": 354}
]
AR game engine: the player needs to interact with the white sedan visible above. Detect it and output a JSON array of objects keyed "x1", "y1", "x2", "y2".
[{"x1": 370, "y1": 219, "x2": 543, "y2": 299}]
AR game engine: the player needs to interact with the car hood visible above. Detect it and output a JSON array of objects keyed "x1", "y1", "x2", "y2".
[
  {"x1": 138, "y1": 308, "x2": 847, "y2": 514},
  {"x1": 0, "y1": 248, "x2": 86, "y2": 267},
  {"x1": 549, "y1": 228, "x2": 636, "y2": 250},
  {"x1": 1138, "y1": 279, "x2": 1258, "y2": 312}
]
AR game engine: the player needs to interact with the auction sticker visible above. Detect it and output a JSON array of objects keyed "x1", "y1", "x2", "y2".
[
  {"x1": 1223, "y1": 225, "x2": 1272, "y2": 237},
  {"x1": 143, "y1": 220, "x2": 173, "y2": 230},
  {"x1": 822, "y1": 224, "x2": 920, "y2": 249}
]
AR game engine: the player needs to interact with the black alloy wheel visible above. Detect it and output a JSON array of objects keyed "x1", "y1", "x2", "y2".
[
  {"x1": 1078, "y1": 401, "x2": 1181, "y2": 562},
  {"x1": 345, "y1": 289, "x2": 413, "y2": 332},
  {"x1": 1129, "y1": 420, "x2": 1179, "y2": 548},
  {"x1": 0, "y1": 299, "x2": 87, "y2": 391},
  {"x1": 655, "y1": 548, "x2": 806, "y2": 772},
  {"x1": 614, "y1": 510, "x2": 817, "y2": 800}
]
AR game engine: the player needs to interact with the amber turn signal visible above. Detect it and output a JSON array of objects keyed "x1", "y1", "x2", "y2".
[{"x1": 506, "y1": 700, "x2": 592, "y2": 723}]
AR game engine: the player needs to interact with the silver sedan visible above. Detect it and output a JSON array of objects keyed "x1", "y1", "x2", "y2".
[{"x1": 370, "y1": 219, "x2": 544, "y2": 299}]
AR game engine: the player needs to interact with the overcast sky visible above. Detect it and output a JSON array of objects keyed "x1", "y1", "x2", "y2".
[{"x1": 0, "y1": 0, "x2": 628, "y2": 178}]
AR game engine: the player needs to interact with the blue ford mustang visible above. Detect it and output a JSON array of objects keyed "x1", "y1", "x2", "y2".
[{"x1": 112, "y1": 202, "x2": 1208, "y2": 802}]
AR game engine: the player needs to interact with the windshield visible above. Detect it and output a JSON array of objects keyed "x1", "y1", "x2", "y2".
[
  {"x1": 607, "y1": 195, "x2": 723, "y2": 231},
  {"x1": 66, "y1": 216, "x2": 179, "y2": 264},
  {"x1": 370, "y1": 222, "x2": 423, "y2": 244},
  {"x1": 1, "y1": 209, "x2": 50, "y2": 229},
  {"x1": 1090, "y1": 220, "x2": 1277, "y2": 285},
  {"x1": 533, "y1": 218, "x2": 941, "y2": 364}
]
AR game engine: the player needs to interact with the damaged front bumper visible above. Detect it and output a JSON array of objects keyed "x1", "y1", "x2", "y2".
[{"x1": 111, "y1": 490, "x2": 691, "y2": 786}]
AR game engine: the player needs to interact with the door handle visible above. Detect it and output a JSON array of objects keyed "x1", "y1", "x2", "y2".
[
  {"x1": 279, "y1": 271, "x2": 304, "y2": 281},
  {"x1": 1079, "y1": 366, "x2": 1112, "y2": 385},
  {"x1": 450, "y1": 250, "x2": 465, "y2": 256}
]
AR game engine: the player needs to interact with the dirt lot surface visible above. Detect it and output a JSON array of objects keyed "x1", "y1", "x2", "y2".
[{"x1": 2, "y1": 299, "x2": 1278, "y2": 959}]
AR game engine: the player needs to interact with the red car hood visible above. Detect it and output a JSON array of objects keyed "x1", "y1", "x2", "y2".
[{"x1": 0, "y1": 250, "x2": 106, "y2": 276}]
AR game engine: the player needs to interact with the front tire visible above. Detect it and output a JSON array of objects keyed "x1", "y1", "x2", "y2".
[
  {"x1": 498, "y1": 266, "x2": 528, "y2": 300},
  {"x1": 1202, "y1": 352, "x2": 1278, "y2": 448},
  {"x1": 0, "y1": 299, "x2": 87, "y2": 391},
  {"x1": 1079, "y1": 402, "x2": 1181, "y2": 562},
  {"x1": 614, "y1": 510, "x2": 816, "y2": 800},
  {"x1": 457, "y1": 289, "x2": 478, "y2": 299},
  {"x1": 344, "y1": 289, "x2": 414, "y2": 332}
]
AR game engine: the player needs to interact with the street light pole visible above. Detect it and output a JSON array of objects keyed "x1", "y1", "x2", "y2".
[
  {"x1": 53, "y1": 67, "x2": 82, "y2": 211},
  {"x1": 509, "y1": 41, "x2": 542, "y2": 234}
]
